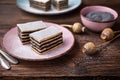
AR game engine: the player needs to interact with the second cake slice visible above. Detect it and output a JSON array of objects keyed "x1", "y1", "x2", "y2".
[{"x1": 17, "y1": 21, "x2": 47, "y2": 44}]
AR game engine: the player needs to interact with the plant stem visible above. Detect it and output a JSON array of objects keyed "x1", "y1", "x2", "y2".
[
  {"x1": 97, "y1": 33, "x2": 120, "y2": 51},
  {"x1": 60, "y1": 24, "x2": 72, "y2": 28}
]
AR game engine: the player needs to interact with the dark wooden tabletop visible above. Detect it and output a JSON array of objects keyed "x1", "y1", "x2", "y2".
[{"x1": 0, "y1": 0, "x2": 120, "y2": 80}]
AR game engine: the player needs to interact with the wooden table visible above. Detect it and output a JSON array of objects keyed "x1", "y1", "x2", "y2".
[{"x1": 0, "y1": 0, "x2": 120, "y2": 80}]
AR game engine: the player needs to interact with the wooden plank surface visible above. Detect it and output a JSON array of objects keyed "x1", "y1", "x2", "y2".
[{"x1": 0, "y1": 0, "x2": 120, "y2": 79}]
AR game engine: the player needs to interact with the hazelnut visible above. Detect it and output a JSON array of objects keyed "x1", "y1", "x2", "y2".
[
  {"x1": 100, "y1": 28, "x2": 114, "y2": 41},
  {"x1": 60, "y1": 22, "x2": 85, "y2": 33},
  {"x1": 72, "y1": 22, "x2": 84, "y2": 33},
  {"x1": 82, "y1": 42, "x2": 97, "y2": 55}
]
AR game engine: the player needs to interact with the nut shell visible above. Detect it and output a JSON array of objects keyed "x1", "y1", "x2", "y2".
[
  {"x1": 100, "y1": 28, "x2": 114, "y2": 41},
  {"x1": 82, "y1": 42, "x2": 97, "y2": 55}
]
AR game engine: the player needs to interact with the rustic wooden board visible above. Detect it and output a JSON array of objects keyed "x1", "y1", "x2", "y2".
[{"x1": 0, "y1": 0, "x2": 120, "y2": 79}]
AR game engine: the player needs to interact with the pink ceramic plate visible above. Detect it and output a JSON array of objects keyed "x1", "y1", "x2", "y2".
[{"x1": 2, "y1": 22, "x2": 75, "y2": 61}]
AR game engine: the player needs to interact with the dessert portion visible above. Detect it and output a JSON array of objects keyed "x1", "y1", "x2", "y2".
[
  {"x1": 17, "y1": 21, "x2": 47, "y2": 44},
  {"x1": 30, "y1": 26, "x2": 63, "y2": 54},
  {"x1": 85, "y1": 11, "x2": 114, "y2": 22},
  {"x1": 52, "y1": 0, "x2": 68, "y2": 10},
  {"x1": 30, "y1": 0, "x2": 51, "y2": 11}
]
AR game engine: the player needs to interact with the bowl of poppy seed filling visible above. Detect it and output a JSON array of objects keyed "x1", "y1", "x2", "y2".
[{"x1": 80, "y1": 6, "x2": 118, "y2": 32}]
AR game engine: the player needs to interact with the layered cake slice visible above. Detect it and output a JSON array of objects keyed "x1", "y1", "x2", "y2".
[
  {"x1": 52, "y1": 0, "x2": 68, "y2": 10},
  {"x1": 29, "y1": 26, "x2": 63, "y2": 54},
  {"x1": 30, "y1": 0, "x2": 51, "y2": 11},
  {"x1": 17, "y1": 21, "x2": 47, "y2": 44}
]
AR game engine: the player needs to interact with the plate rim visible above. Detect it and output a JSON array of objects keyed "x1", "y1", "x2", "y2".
[
  {"x1": 2, "y1": 22, "x2": 75, "y2": 61},
  {"x1": 16, "y1": 0, "x2": 82, "y2": 15}
]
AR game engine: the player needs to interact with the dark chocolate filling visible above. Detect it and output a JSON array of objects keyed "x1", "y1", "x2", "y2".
[
  {"x1": 18, "y1": 33, "x2": 29, "y2": 39},
  {"x1": 31, "y1": 38, "x2": 63, "y2": 49},
  {"x1": 19, "y1": 37, "x2": 30, "y2": 42},
  {"x1": 32, "y1": 41, "x2": 63, "y2": 53},
  {"x1": 30, "y1": 34, "x2": 62, "y2": 46}
]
